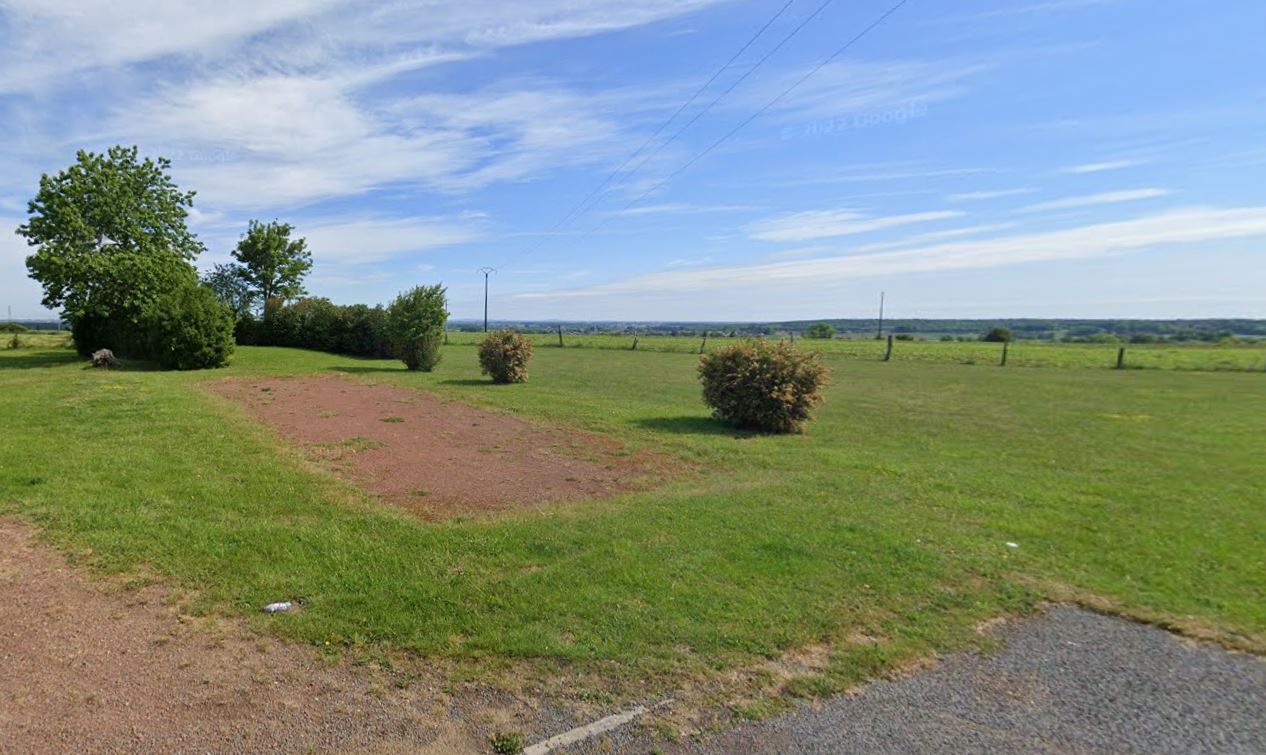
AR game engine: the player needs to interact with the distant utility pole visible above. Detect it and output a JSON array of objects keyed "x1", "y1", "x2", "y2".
[
  {"x1": 876, "y1": 291, "x2": 886, "y2": 340},
  {"x1": 478, "y1": 267, "x2": 496, "y2": 332}
]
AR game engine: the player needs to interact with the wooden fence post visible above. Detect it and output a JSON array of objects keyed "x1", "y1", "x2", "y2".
[
  {"x1": 1116, "y1": 346, "x2": 1126, "y2": 369},
  {"x1": 557, "y1": 325, "x2": 564, "y2": 348},
  {"x1": 883, "y1": 334, "x2": 894, "y2": 362},
  {"x1": 1000, "y1": 340, "x2": 1009, "y2": 366},
  {"x1": 699, "y1": 331, "x2": 709, "y2": 354},
  {"x1": 631, "y1": 337, "x2": 638, "y2": 351}
]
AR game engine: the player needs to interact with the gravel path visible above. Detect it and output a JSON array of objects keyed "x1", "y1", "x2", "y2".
[{"x1": 567, "y1": 607, "x2": 1266, "y2": 754}]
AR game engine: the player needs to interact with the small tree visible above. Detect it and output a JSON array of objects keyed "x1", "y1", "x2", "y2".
[
  {"x1": 478, "y1": 330, "x2": 533, "y2": 383},
  {"x1": 699, "y1": 339, "x2": 828, "y2": 433},
  {"x1": 981, "y1": 327, "x2": 1013, "y2": 343},
  {"x1": 202, "y1": 263, "x2": 256, "y2": 321},
  {"x1": 232, "y1": 220, "x2": 312, "y2": 306},
  {"x1": 805, "y1": 322, "x2": 835, "y2": 339},
  {"x1": 386, "y1": 285, "x2": 448, "y2": 371}
]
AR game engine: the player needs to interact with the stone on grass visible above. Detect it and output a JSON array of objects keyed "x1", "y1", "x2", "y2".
[{"x1": 91, "y1": 349, "x2": 120, "y2": 368}]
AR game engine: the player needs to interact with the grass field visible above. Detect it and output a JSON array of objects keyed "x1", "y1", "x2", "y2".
[
  {"x1": 2, "y1": 340, "x2": 1264, "y2": 706},
  {"x1": 444, "y1": 331, "x2": 1266, "y2": 372}
]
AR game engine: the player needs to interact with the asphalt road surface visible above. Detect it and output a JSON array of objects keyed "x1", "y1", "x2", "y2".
[{"x1": 569, "y1": 607, "x2": 1266, "y2": 754}]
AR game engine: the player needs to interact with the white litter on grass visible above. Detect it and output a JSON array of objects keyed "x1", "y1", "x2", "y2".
[
  {"x1": 523, "y1": 699, "x2": 672, "y2": 755},
  {"x1": 263, "y1": 601, "x2": 294, "y2": 613},
  {"x1": 1005, "y1": 542, "x2": 1019, "y2": 549}
]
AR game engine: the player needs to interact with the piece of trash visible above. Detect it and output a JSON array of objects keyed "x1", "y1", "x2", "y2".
[
  {"x1": 263, "y1": 601, "x2": 294, "y2": 613},
  {"x1": 1005, "y1": 542, "x2": 1019, "y2": 549}
]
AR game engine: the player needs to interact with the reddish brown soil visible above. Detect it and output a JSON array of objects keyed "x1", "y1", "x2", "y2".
[
  {"x1": 209, "y1": 375, "x2": 655, "y2": 519},
  {"x1": 0, "y1": 519, "x2": 488, "y2": 754}
]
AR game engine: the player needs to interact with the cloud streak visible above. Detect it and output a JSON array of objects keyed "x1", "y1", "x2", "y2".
[
  {"x1": 520, "y1": 205, "x2": 1266, "y2": 299},
  {"x1": 745, "y1": 209, "x2": 964, "y2": 243},
  {"x1": 1019, "y1": 188, "x2": 1170, "y2": 213}
]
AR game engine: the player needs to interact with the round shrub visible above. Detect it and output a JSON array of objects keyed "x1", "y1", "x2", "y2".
[
  {"x1": 386, "y1": 285, "x2": 448, "y2": 371},
  {"x1": 698, "y1": 339, "x2": 828, "y2": 433},
  {"x1": 144, "y1": 284, "x2": 235, "y2": 370},
  {"x1": 478, "y1": 330, "x2": 533, "y2": 384}
]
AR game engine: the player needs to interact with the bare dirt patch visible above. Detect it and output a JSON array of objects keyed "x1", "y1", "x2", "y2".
[
  {"x1": 209, "y1": 375, "x2": 658, "y2": 519},
  {"x1": 0, "y1": 519, "x2": 484, "y2": 754}
]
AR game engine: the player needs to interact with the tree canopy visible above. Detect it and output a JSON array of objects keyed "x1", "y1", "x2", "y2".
[
  {"x1": 19, "y1": 145, "x2": 203, "y2": 326},
  {"x1": 231, "y1": 220, "x2": 312, "y2": 306}
]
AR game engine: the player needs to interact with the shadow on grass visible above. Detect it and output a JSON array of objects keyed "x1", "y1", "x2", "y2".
[
  {"x1": 328, "y1": 365, "x2": 406, "y2": 375},
  {"x1": 438, "y1": 378, "x2": 496, "y2": 387},
  {"x1": 0, "y1": 350, "x2": 82, "y2": 370},
  {"x1": 635, "y1": 415, "x2": 749, "y2": 437}
]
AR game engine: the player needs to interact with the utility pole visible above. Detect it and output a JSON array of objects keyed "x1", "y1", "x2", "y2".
[
  {"x1": 876, "y1": 291, "x2": 885, "y2": 340},
  {"x1": 478, "y1": 267, "x2": 496, "y2": 332}
]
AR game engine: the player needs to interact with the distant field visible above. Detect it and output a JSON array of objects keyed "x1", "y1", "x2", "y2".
[
  {"x1": 446, "y1": 331, "x2": 1266, "y2": 372},
  {"x1": 2, "y1": 339, "x2": 1264, "y2": 710}
]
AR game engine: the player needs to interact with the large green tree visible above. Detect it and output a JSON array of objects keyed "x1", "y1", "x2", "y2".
[
  {"x1": 18, "y1": 146, "x2": 203, "y2": 351},
  {"x1": 231, "y1": 220, "x2": 312, "y2": 307}
]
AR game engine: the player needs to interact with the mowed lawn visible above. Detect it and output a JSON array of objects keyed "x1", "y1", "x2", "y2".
[{"x1": 2, "y1": 342, "x2": 1264, "y2": 696}]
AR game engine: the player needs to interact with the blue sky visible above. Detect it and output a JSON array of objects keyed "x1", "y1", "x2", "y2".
[{"x1": 2, "y1": 0, "x2": 1264, "y2": 322}]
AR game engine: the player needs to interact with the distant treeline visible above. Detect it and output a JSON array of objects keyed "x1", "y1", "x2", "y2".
[
  {"x1": 452, "y1": 318, "x2": 1266, "y2": 343},
  {"x1": 3, "y1": 319, "x2": 66, "y2": 332}
]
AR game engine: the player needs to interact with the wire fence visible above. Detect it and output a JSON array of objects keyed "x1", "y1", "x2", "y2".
[{"x1": 442, "y1": 330, "x2": 1266, "y2": 373}]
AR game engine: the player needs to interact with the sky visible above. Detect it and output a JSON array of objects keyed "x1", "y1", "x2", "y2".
[{"x1": 1, "y1": 0, "x2": 1264, "y2": 322}]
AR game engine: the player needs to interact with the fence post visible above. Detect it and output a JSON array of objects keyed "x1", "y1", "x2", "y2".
[
  {"x1": 1000, "y1": 340, "x2": 1009, "y2": 366},
  {"x1": 699, "y1": 331, "x2": 709, "y2": 354},
  {"x1": 631, "y1": 337, "x2": 638, "y2": 351},
  {"x1": 557, "y1": 325, "x2": 564, "y2": 348},
  {"x1": 1116, "y1": 346, "x2": 1126, "y2": 369},
  {"x1": 443, "y1": 328, "x2": 448, "y2": 345},
  {"x1": 883, "y1": 334, "x2": 894, "y2": 362}
]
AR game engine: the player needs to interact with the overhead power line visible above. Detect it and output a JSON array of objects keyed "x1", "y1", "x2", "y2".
[
  {"x1": 504, "y1": 0, "x2": 813, "y2": 269},
  {"x1": 568, "y1": 0, "x2": 912, "y2": 249},
  {"x1": 579, "y1": 0, "x2": 836, "y2": 214}
]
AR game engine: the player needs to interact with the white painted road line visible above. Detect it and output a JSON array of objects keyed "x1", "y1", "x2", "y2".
[{"x1": 523, "y1": 700, "x2": 671, "y2": 755}]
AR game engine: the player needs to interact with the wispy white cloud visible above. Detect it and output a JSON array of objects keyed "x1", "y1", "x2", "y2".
[
  {"x1": 666, "y1": 256, "x2": 714, "y2": 267},
  {"x1": 520, "y1": 205, "x2": 1266, "y2": 299},
  {"x1": 1019, "y1": 188, "x2": 1170, "y2": 213},
  {"x1": 745, "y1": 208, "x2": 964, "y2": 243},
  {"x1": 1059, "y1": 158, "x2": 1148, "y2": 174},
  {"x1": 3, "y1": 1, "x2": 729, "y2": 210},
  {"x1": 848, "y1": 222, "x2": 1021, "y2": 254},
  {"x1": 0, "y1": 1, "x2": 728, "y2": 93},
  {"x1": 947, "y1": 188, "x2": 1035, "y2": 202},
  {"x1": 607, "y1": 203, "x2": 757, "y2": 218},
  {"x1": 759, "y1": 59, "x2": 986, "y2": 124},
  {"x1": 300, "y1": 215, "x2": 485, "y2": 265}
]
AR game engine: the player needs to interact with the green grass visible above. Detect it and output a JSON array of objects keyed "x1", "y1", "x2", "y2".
[
  {"x1": 446, "y1": 331, "x2": 1266, "y2": 372},
  {"x1": 2, "y1": 341, "x2": 1264, "y2": 701}
]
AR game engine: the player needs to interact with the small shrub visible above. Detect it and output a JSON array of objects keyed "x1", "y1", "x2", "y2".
[
  {"x1": 894, "y1": 333, "x2": 914, "y2": 341},
  {"x1": 6, "y1": 333, "x2": 20, "y2": 349},
  {"x1": 144, "y1": 284, "x2": 235, "y2": 370},
  {"x1": 386, "y1": 285, "x2": 448, "y2": 372},
  {"x1": 399, "y1": 328, "x2": 443, "y2": 372},
  {"x1": 805, "y1": 322, "x2": 835, "y2": 339},
  {"x1": 478, "y1": 330, "x2": 533, "y2": 383},
  {"x1": 698, "y1": 339, "x2": 828, "y2": 433},
  {"x1": 490, "y1": 732, "x2": 524, "y2": 755}
]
